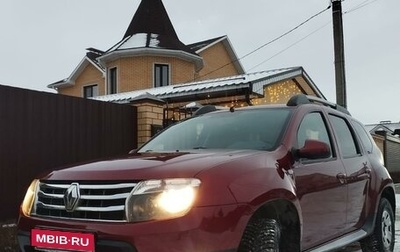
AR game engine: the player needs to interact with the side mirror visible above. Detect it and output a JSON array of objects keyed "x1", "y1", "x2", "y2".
[{"x1": 296, "y1": 139, "x2": 331, "y2": 160}]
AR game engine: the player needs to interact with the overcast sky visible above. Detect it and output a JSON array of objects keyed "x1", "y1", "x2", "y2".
[{"x1": 0, "y1": 0, "x2": 398, "y2": 124}]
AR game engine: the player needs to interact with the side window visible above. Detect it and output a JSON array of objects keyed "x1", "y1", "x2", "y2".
[
  {"x1": 154, "y1": 64, "x2": 169, "y2": 87},
  {"x1": 83, "y1": 84, "x2": 99, "y2": 98},
  {"x1": 297, "y1": 112, "x2": 333, "y2": 158},
  {"x1": 329, "y1": 115, "x2": 360, "y2": 158},
  {"x1": 108, "y1": 67, "x2": 117, "y2": 94},
  {"x1": 352, "y1": 120, "x2": 374, "y2": 154}
]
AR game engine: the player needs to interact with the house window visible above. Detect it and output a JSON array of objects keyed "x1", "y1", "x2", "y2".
[
  {"x1": 83, "y1": 85, "x2": 99, "y2": 98},
  {"x1": 109, "y1": 67, "x2": 117, "y2": 94},
  {"x1": 154, "y1": 64, "x2": 169, "y2": 87}
]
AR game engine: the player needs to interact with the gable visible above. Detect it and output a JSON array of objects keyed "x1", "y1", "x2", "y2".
[
  {"x1": 48, "y1": 56, "x2": 104, "y2": 90},
  {"x1": 195, "y1": 37, "x2": 245, "y2": 80},
  {"x1": 189, "y1": 36, "x2": 245, "y2": 77}
]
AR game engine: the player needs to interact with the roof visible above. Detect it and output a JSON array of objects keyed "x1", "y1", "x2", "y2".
[
  {"x1": 48, "y1": 50, "x2": 105, "y2": 89},
  {"x1": 48, "y1": 0, "x2": 243, "y2": 89},
  {"x1": 187, "y1": 36, "x2": 226, "y2": 52},
  {"x1": 85, "y1": 48, "x2": 105, "y2": 71},
  {"x1": 93, "y1": 67, "x2": 323, "y2": 104},
  {"x1": 365, "y1": 122, "x2": 400, "y2": 135},
  {"x1": 107, "y1": 0, "x2": 196, "y2": 56}
]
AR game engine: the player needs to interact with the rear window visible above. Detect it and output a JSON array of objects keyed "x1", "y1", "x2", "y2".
[
  {"x1": 352, "y1": 120, "x2": 374, "y2": 154},
  {"x1": 329, "y1": 115, "x2": 360, "y2": 158},
  {"x1": 138, "y1": 108, "x2": 292, "y2": 152}
]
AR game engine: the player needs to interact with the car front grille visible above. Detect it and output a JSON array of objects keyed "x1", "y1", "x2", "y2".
[{"x1": 33, "y1": 181, "x2": 137, "y2": 222}]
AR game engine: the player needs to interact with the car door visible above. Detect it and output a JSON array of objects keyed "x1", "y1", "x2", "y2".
[
  {"x1": 292, "y1": 112, "x2": 348, "y2": 250},
  {"x1": 328, "y1": 114, "x2": 371, "y2": 230}
]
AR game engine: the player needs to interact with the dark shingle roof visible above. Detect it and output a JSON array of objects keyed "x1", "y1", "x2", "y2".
[
  {"x1": 118, "y1": 0, "x2": 196, "y2": 55},
  {"x1": 187, "y1": 36, "x2": 226, "y2": 52},
  {"x1": 86, "y1": 48, "x2": 104, "y2": 70}
]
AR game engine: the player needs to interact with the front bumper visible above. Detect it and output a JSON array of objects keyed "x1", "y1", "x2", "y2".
[{"x1": 18, "y1": 204, "x2": 249, "y2": 252}]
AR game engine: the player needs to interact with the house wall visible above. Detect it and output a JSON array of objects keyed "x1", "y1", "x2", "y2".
[
  {"x1": 197, "y1": 42, "x2": 240, "y2": 80},
  {"x1": 56, "y1": 41, "x2": 239, "y2": 98},
  {"x1": 59, "y1": 63, "x2": 104, "y2": 97},
  {"x1": 106, "y1": 56, "x2": 196, "y2": 93},
  {"x1": 372, "y1": 133, "x2": 400, "y2": 182}
]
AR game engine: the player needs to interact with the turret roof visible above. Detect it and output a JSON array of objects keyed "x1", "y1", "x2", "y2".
[{"x1": 106, "y1": 0, "x2": 196, "y2": 55}]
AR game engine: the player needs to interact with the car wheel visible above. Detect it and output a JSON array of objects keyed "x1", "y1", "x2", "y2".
[
  {"x1": 238, "y1": 218, "x2": 280, "y2": 252},
  {"x1": 360, "y1": 198, "x2": 395, "y2": 252}
]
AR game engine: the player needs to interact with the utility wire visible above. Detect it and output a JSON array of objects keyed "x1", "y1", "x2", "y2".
[
  {"x1": 247, "y1": 21, "x2": 331, "y2": 73},
  {"x1": 345, "y1": 0, "x2": 380, "y2": 14},
  {"x1": 192, "y1": 5, "x2": 331, "y2": 81},
  {"x1": 247, "y1": 0, "x2": 381, "y2": 72}
]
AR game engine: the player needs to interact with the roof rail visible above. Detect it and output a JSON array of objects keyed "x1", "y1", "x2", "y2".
[
  {"x1": 287, "y1": 94, "x2": 351, "y2": 115},
  {"x1": 192, "y1": 105, "x2": 219, "y2": 116},
  {"x1": 193, "y1": 105, "x2": 229, "y2": 116}
]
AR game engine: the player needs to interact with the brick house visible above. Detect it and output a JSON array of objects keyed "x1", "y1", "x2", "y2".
[
  {"x1": 48, "y1": 0, "x2": 325, "y2": 145},
  {"x1": 365, "y1": 121, "x2": 400, "y2": 180}
]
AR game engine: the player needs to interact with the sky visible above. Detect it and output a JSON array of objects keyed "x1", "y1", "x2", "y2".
[{"x1": 0, "y1": 0, "x2": 398, "y2": 124}]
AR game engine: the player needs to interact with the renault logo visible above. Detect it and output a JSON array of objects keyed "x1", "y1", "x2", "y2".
[{"x1": 64, "y1": 183, "x2": 80, "y2": 212}]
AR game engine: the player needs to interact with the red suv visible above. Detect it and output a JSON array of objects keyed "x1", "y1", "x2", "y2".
[{"x1": 18, "y1": 94, "x2": 395, "y2": 252}]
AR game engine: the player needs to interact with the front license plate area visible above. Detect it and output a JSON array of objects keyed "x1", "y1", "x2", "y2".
[{"x1": 31, "y1": 229, "x2": 95, "y2": 252}]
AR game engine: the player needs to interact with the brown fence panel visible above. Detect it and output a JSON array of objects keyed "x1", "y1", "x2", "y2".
[{"x1": 0, "y1": 85, "x2": 137, "y2": 221}]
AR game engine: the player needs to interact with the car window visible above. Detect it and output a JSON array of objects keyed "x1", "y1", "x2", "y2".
[
  {"x1": 297, "y1": 112, "x2": 333, "y2": 158},
  {"x1": 138, "y1": 108, "x2": 292, "y2": 152},
  {"x1": 329, "y1": 115, "x2": 360, "y2": 158},
  {"x1": 351, "y1": 120, "x2": 374, "y2": 154}
]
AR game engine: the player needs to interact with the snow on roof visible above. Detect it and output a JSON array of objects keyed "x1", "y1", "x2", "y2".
[
  {"x1": 107, "y1": 33, "x2": 160, "y2": 52},
  {"x1": 187, "y1": 36, "x2": 226, "y2": 52},
  {"x1": 365, "y1": 122, "x2": 400, "y2": 134},
  {"x1": 93, "y1": 67, "x2": 311, "y2": 104}
]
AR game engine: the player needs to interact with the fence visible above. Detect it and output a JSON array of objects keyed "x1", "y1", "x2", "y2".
[
  {"x1": 385, "y1": 135, "x2": 400, "y2": 182},
  {"x1": 0, "y1": 85, "x2": 137, "y2": 221}
]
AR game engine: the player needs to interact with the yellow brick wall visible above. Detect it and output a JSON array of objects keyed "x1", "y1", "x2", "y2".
[
  {"x1": 58, "y1": 63, "x2": 104, "y2": 97},
  {"x1": 197, "y1": 42, "x2": 240, "y2": 80},
  {"x1": 135, "y1": 102, "x2": 164, "y2": 146},
  {"x1": 57, "y1": 41, "x2": 238, "y2": 97},
  {"x1": 106, "y1": 56, "x2": 196, "y2": 93}
]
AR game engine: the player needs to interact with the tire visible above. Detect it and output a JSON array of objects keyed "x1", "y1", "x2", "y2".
[
  {"x1": 238, "y1": 218, "x2": 281, "y2": 252},
  {"x1": 360, "y1": 198, "x2": 395, "y2": 252}
]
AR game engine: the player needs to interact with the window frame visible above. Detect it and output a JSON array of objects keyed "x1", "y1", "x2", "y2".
[
  {"x1": 154, "y1": 63, "x2": 170, "y2": 88},
  {"x1": 108, "y1": 67, "x2": 118, "y2": 94},
  {"x1": 351, "y1": 119, "x2": 374, "y2": 154},
  {"x1": 296, "y1": 111, "x2": 335, "y2": 162},
  {"x1": 328, "y1": 114, "x2": 362, "y2": 159},
  {"x1": 83, "y1": 84, "x2": 99, "y2": 98}
]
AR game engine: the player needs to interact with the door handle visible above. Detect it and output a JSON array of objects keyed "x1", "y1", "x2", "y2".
[
  {"x1": 357, "y1": 168, "x2": 371, "y2": 180},
  {"x1": 336, "y1": 173, "x2": 347, "y2": 184}
]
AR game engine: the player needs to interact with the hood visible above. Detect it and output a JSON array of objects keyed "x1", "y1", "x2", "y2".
[{"x1": 43, "y1": 150, "x2": 262, "y2": 181}]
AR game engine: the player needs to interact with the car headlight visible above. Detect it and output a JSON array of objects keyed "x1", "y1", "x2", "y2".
[
  {"x1": 126, "y1": 178, "x2": 201, "y2": 222},
  {"x1": 21, "y1": 179, "x2": 39, "y2": 216}
]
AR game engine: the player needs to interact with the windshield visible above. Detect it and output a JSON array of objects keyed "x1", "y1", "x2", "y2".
[{"x1": 138, "y1": 108, "x2": 291, "y2": 153}]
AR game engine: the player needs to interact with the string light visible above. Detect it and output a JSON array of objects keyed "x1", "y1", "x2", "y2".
[
  {"x1": 164, "y1": 80, "x2": 303, "y2": 120},
  {"x1": 252, "y1": 80, "x2": 302, "y2": 104}
]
